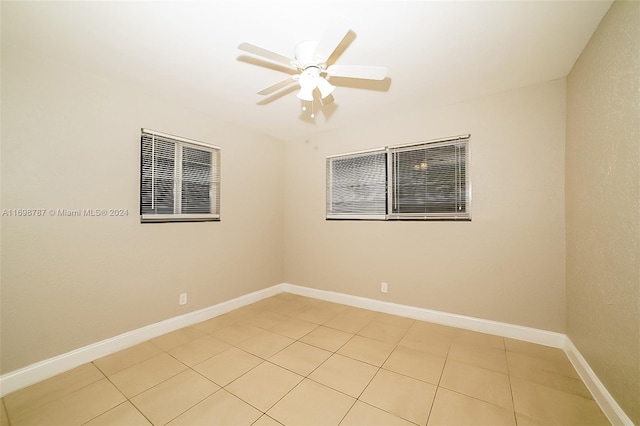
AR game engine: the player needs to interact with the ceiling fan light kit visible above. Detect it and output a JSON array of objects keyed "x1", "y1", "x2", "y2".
[{"x1": 238, "y1": 16, "x2": 387, "y2": 119}]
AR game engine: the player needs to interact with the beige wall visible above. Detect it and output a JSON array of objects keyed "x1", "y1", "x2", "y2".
[
  {"x1": 283, "y1": 79, "x2": 567, "y2": 333},
  {"x1": 0, "y1": 44, "x2": 285, "y2": 374},
  {"x1": 566, "y1": 1, "x2": 640, "y2": 423}
]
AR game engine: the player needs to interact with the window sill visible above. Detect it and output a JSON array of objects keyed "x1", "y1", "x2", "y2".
[{"x1": 141, "y1": 214, "x2": 220, "y2": 223}]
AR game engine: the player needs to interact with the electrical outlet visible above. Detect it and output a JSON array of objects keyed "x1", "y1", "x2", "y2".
[
  {"x1": 381, "y1": 282, "x2": 388, "y2": 293},
  {"x1": 179, "y1": 293, "x2": 187, "y2": 305}
]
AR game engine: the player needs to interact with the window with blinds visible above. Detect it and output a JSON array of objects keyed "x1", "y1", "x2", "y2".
[
  {"x1": 140, "y1": 129, "x2": 220, "y2": 223},
  {"x1": 326, "y1": 136, "x2": 470, "y2": 221},
  {"x1": 326, "y1": 149, "x2": 387, "y2": 219}
]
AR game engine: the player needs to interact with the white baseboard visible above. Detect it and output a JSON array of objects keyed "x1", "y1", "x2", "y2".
[
  {"x1": 281, "y1": 283, "x2": 567, "y2": 348},
  {"x1": 0, "y1": 284, "x2": 284, "y2": 397},
  {"x1": 563, "y1": 339, "x2": 634, "y2": 426},
  {"x1": 0, "y1": 282, "x2": 632, "y2": 425}
]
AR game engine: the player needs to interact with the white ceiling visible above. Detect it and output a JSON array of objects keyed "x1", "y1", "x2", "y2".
[{"x1": 2, "y1": 0, "x2": 612, "y2": 142}]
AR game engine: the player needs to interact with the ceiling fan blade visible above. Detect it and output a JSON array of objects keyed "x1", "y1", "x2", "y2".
[
  {"x1": 313, "y1": 15, "x2": 352, "y2": 64},
  {"x1": 238, "y1": 42, "x2": 297, "y2": 69},
  {"x1": 257, "y1": 76, "x2": 298, "y2": 96},
  {"x1": 326, "y1": 64, "x2": 388, "y2": 81}
]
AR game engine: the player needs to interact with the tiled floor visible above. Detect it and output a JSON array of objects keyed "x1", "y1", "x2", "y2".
[{"x1": 1, "y1": 293, "x2": 610, "y2": 425}]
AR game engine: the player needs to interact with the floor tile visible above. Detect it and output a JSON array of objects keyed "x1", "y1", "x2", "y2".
[
  {"x1": 383, "y1": 345, "x2": 446, "y2": 385},
  {"x1": 323, "y1": 307, "x2": 376, "y2": 334},
  {"x1": 507, "y1": 351, "x2": 591, "y2": 398},
  {"x1": 360, "y1": 369, "x2": 436, "y2": 425},
  {"x1": 253, "y1": 414, "x2": 283, "y2": 426},
  {"x1": 109, "y1": 352, "x2": 187, "y2": 398},
  {"x1": 193, "y1": 347, "x2": 262, "y2": 386},
  {"x1": 249, "y1": 297, "x2": 288, "y2": 312},
  {"x1": 427, "y1": 387, "x2": 516, "y2": 426},
  {"x1": 309, "y1": 354, "x2": 378, "y2": 398},
  {"x1": 3, "y1": 363, "x2": 105, "y2": 421},
  {"x1": 167, "y1": 389, "x2": 261, "y2": 426},
  {"x1": 225, "y1": 361, "x2": 303, "y2": 412},
  {"x1": 266, "y1": 297, "x2": 312, "y2": 317},
  {"x1": 93, "y1": 342, "x2": 163, "y2": 377},
  {"x1": 454, "y1": 329, "x2": 505, "y2": 350},
  {"x1": 84, "y1": 401, "x2": 151, "y2": 425},
  {"x1": 300, "y1": 326, "x2": 354, "y2": 352},
  {"x1": 236, "y1": 330, "x2": 295, "y2": 359},
  {"x1": 267, "y1": 317, "x2": 319, "y2": 340},
  {"x1": 318, "y1": 300, "x2": 350, "y2": 312},
  {"x1": 510, "y1": 377, "x2": 609, "y2": 425},
  {"x1": 357, "y1": 320, "x2": 411, "y2": 345},
  {"x1": 505, "y1": 338, "x2": 568, "y2": 363},
  {"x1": 168, "y1": 335, "x2": 230, "y2": 366},
  {"x1": 515, "y1": 412, "x2": 550, "y2": 425},
  {"x1": 149, "y1": 326, "x2": 206, "y2": 351},
  {"x1": 398, "y1": 326, "x2": 453, "y2": 359},
  {"x1": 337, "y1": 335, "x2": 395, "y2": 367},
  {"x1": 268, "y1": 379, "x2": 355, "y2": 426},
  {"x1": 243, "y1": 310, "x2": 290, "y2": 329},
  {"x1": 295, "y1": 305, "x2": 343, "y2": 324},
  {"x1": 130, "y1": 369, "x2": 218, "y2": 426},
  {"x1": 506, "y1": 349, "x2": 580, "y2": 380},
  {"x1": 1, "y1": 401, "x2": 9, "y2": 426},
  {"x1": 439, "y1": 359, "x2": 513, "y2": 410},
  {"x1": 192, "y1": 315, "x2": 236, "y2": 334},
  {"x1": 372, "y1": 312, "x2": 415, "y2": 329},
  {"x1": 223, "y1": 306, "x2": 260, "y2": 323},
  {"x1": 211, "y1": 323, "x2": 263, "y2": 345},
  {"x1": 269, "y1": 341, "x2": 332, "y2": 376},
  {"x1": 447, "y1": 342, "x2": 508, "y2": 374},
  {"x1": 11, "y1": 379, "x2": 125, "y2": 426},
  {"x1": 408, "y1": 321, "x2": 457, "y2": 338},
  {"x1": 268, "y1": 302, "x2": 310, "y2": 318},
  {"x1": 340, "y1": 400, "x2": 416, "y2": 426}
]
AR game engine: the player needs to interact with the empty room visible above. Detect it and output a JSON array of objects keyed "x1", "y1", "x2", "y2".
[{"x1": 1, "y1": 1, "x2": 638, "y2": 425}]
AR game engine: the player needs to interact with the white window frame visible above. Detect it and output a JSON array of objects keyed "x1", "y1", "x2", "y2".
[
  {"x1": 140, "y1": 129, "x2": 220, "y2": 223},
  {"x1": 326, "y1": 135, "x2": 471, "y2": 221}
]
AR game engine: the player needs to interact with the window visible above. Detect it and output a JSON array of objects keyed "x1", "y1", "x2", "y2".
[
  {"x1": 326, "y1": 149, "x2": 387, "y2": 219},
  {"x1": 326, "y1": 135, "x2": 470, "y2": 221},
  {"x1": 140, "y1": 129, "x2": 220, "y2": 222}
]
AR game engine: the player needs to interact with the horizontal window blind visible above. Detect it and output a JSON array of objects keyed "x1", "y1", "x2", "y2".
[
  {"x1": 326, "y1": 136, "x2": 470, "y2": 221},
  {"x1": 181, "y1": 146, "x2": 216, "y2": 214},
  {"x1": 141, "y1": 129, "x2": 220, "y2": 223},
  {"x1": 326, "y1": 149, "x2": 387, "y2": 219},
  {"x1": 141, "y1": 133, "x2": 176, "y2": 215},
  {"x1": 389, "y1": 138, "x2": 469, "y2": 220}
]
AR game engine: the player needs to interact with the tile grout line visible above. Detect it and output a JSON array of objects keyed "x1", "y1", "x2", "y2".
[
  {"x1": 255, "y1": 314, "x2": 361, "y2": 423},
  {"x1": 215, "y1": 316, "x2": 336, "y2": 422},
  {"x1": 235, "y1": 306, "x2": 398, "y2": 425},
  {"x1": 424, "y1": 338, "x2": 453, "y2": 426},
  {"x1": 504, "y1": 343, "x2": 520, "y2": 426},
  {"x1": 94, "y1": 373, "x2": 142, "y2": 424},
  {"x1": 97, "y1": 331, "x2": 233, "y2": 425}
]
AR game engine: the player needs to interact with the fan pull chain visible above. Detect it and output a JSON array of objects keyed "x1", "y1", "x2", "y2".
[{"x1": 300, "y1": 101, "x2": 315, "y2": 118}]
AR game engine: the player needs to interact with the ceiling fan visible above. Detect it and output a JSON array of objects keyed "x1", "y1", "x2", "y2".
[{"x1": 238, "y1": 16, "x2": 388, "y2": 118}]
